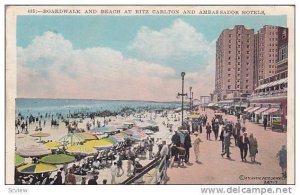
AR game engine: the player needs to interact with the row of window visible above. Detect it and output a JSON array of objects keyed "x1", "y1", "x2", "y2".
[{"x1": 227, "y1": 85, "x2": 250, "y2": 90}]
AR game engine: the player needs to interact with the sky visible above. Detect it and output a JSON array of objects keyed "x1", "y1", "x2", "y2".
[{"x1": 17, "y1": 15, "x2": 287, "y2": 101}]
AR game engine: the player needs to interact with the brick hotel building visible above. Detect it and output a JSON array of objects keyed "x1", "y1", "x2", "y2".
[{"x1": 214, "y1": 25, "x2": 288, "y2": 130}]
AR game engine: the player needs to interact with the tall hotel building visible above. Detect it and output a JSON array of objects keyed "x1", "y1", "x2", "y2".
[
  {"x1": 254, "y1": 25, "x2": 288, "y2": 87},
  {"x1": 215, "y1": 25, "x2": 255, "y2": 101}
]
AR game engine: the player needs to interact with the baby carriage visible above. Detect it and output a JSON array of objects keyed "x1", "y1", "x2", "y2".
[{"x1": 176, "y1": 147, "x2": 186, "y2": 166}]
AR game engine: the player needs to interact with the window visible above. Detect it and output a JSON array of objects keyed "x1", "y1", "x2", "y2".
[
  {"x1": 228, "y1": 74, "x2": 231, "y2": 77},
  {"x1": 246, "y1": 74, "x2": 249, "y2": 77},
  {"x1": 228, "y1": 57, "x2": 231, "y2": 60},
  {"x1": 229, "y1": 40, "x2": 231, "y2": 43},
  {"x1": 246, "y1": 85, "x2": 249, "y2": 89},
  {"x1": 229, "y1": 51, "x2": 231, "y2": 54},
  {"x1": 228, "y1": 62, "x2": 231, "y2": 65},
  {"x1": 229, "y1": 45, "x2": 231, "y2": 48},
  {"x1": 228, "y1": 79, "x2": 230, "y2": 82},
  {"x1": 247, "y1": 51, "x2": 250, "y2": 54},
  {"x1": 228, "y1": 85, "x2": 231, "y2": 89},
  {"x1": 229, "y1": 34, "x2": 232, "y2": 38},
  {"x1": 246, "y1": 80, "x2": 248, "y2": 83},
  {"x1": 238, "y1": 68, "x2": 240, "y2": 71},
  {"x1": 228, "y1": 68, "x2": 231, "y2": 71},
  {"x1": 247, "y1": 45, "x2": 250, "y2": 48}
]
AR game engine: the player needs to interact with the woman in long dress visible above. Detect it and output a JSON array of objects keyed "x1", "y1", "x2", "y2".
[
  {"x1": 193, "y1": 132, "x2": 202, "y2": 162},
  {"x1": 249, "y1": 133, "x2": 258, "y2": 163}
]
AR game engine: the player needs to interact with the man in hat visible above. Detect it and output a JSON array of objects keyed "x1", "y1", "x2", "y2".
[
  {"x1": 238, "y1": 132, "x2": 250, "y2": 161},
  {"x1": 193, "y1": 132, "x2": 201, "y2": 162},
  {"x1": 183, "y1": 131, "x2": 192, "y2": 163},
  {"x1": 221, "y1": 128, "x2": 231, "y2": 158},
  {"x1": 171, "y1": 131, "x2": 181, "y2": 147}
]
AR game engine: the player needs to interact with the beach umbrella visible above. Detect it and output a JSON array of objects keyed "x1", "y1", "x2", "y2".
[
  {"x1": 124, "y1": 129, "x2": 135, "y2": 135},
  {"x1": 59, "y1": 133, "x2": 85, "y2": 145},
  {"x1": 85, "y1": 138, "x2": 115, "y2": 150},
  {"x1": 44, "y1": 142, "x2": 62, "y2": 149},
  {"x1": 17, "y1": 144, "x2": 51, "y2": 157},
  {"x1": 15, "y1": 153, "x2": 25, "y2": 167},
  {"x1": 111, "y1": 133, "x2": 127, "y2": 142},
  {"x1": 89, "y1": 125, "x2": 118, "y2": 134},
  {"x1": 40, "y1": 154, "x2": 75, "y2": 165},
  {"x1": 30, "y1": 132, "x2": 50, "y2": 142},
  {"x1": 79, "y1": 132, "x2": 98, "y2": 140},
  {"x1": 66, "y1": 144, "x2": 97, "y2": 155},
  {"x1": 17, "y1": 163, "x2": 57, "y2": 174}
]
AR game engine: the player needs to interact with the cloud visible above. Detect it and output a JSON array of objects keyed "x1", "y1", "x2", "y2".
[
  {"x1": 127, "y1": 19, "x2": 216, "y2": 97},
  {"x1": 17, "y1": 31, "x2": 183, "y2": 101},
  {"x1": 129, "y1": 18, "x2": 210, "y2": 60},
  {"x1": 18, "y1": 18, "x2": 217, "y2": 101}
]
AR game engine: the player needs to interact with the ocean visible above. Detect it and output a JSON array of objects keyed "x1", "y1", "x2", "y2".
[{"x1": 16, "y1": 98, "x2": 182, "y2": 117}]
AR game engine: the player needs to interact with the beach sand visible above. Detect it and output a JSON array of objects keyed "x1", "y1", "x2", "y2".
[{"x1": 15, "y1": 110, "x2": 187, "y2": 184}]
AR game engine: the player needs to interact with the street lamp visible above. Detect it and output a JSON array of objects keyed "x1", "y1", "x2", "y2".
[
  {"x1": 189, "y1": 87, "x2": 193, "y2": 111},
  {"x1": 192, "y1": 92, "x2": 194, "y2": 111},
  {"x1": 177, "y1": 72, "x2": 187, "y2": 128}
]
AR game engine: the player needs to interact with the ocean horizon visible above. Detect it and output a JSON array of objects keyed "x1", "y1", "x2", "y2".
[{"x1": 16, "y1": 98, "x2": 183, "y2": 117}]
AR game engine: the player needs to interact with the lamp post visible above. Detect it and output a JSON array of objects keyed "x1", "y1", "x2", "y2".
[
  {"x1": 192, "y1": 92, "x2": 194, "y2": 111},
  {"x1": 189, "y1": 87, "x2": 193, "y2": 111},
  {"x1": 177, "y1": 72, "x2": 187, "y2": 128}
]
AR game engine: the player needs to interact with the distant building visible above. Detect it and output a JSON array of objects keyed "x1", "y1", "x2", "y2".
[{"x1": 215, "y1": 25, "x2": 255, "y2": 101}]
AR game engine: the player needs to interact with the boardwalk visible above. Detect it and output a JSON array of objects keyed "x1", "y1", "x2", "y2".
[{"x1": 167, "y1": 109, "x2": 287, "y2": 184}]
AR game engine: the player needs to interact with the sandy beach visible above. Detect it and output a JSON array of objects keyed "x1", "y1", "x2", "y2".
[{"x1": 15, "y1": 109, "x2": 187, "y2": 184}]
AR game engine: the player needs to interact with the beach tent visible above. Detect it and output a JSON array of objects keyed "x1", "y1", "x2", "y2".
[
  {"x1": 66, "y1": 144, "x2": 97, "y2": 155},
  {"x1": 44, "y1": 142, "x2": 62, "y2": 149},
  {"x1": 17, "y1": 163, "x2": 57, "y2": 174},
  {"x1": 15, "y1": 153, "x2": 25, "y2": 167},
  {"x1": 40, "y1": 154, "x2": 75, "y2": 165},
  {"x1": 59, "y1": 133, "x2": 85, "y2": 145},
  {"x1": 89, "y1": 125, "x2": 118, "y2": 134},
  {"x1": 30, "y1": 132, "x2": 50, "y2": 143},
  {"x1": 17, "y1": 144, "x2": 51, "y2": 157}
]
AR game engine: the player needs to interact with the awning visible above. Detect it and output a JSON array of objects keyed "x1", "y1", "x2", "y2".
[
  {"x1": 262, "y1": 108, "x2": 280, "y2": 115},
  {"x1": 244, "y1": 107, "x2": 253, "y2": 112},
  {"x1": 247, "y1": 107, "x2": 260, "y2": 113},
  {"x1": 254, "y1": 107, "x2": 270, "y2": 115}
]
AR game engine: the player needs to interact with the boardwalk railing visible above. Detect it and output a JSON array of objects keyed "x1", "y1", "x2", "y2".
[{"x1": 122, "y1": 156, "x2": 168, "y2": 184}]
